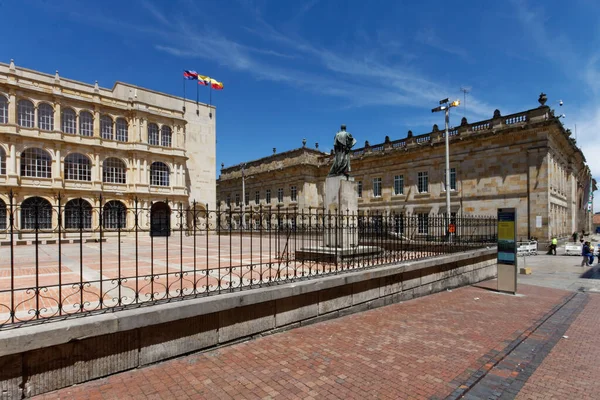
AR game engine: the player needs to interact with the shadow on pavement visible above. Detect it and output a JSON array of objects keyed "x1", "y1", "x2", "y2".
[{"x1": 580, "y1": 267, "x2": 600, "y2": 280}]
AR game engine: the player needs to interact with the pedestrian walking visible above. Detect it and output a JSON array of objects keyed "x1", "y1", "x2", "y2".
[
  {"x1": 550, "y1": 236, "x2": 558, "y2": 255},
  {"x1": 581, "y1": 241, "x2": 591, "y2": 267}
]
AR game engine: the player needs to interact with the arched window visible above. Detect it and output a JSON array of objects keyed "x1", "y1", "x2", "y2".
[
  {"x1": 61, "y1": 108, "x2": 77, "y2": 134},
  {"x1": 38, "y1": 103, "x2": 54, "y2": 131},
  {"x1": 161, "y1": 126, "x2": 172, "y2": 147},
  {"x1": 79, "y1": 111, "x2": 93, "y2": 136},
  {"x1": 21, "y1": 197, "x2": 52, "y2": 230},
  {"x1": 102, "y1": 200, "x2": 126, "y2": 229},
  {"x1": 0, "y1": 95, "x2": 8, "y2": 124},
  {"x1": 0, "y1": 147, "x2": 5, "y2": 175},
  {"x1": 115, "y1": 118, "x2": 128, "y2": 142},
  {"x1": 64, "y1": 153, "x2": 91, "y2": 181},
  {"x1": 148, "y1": 123, "x2": 159, "y2": 146},
  {"x1": 17, "y1": 99, "x2": 34, "y2": 128},
  {"x1": 64, "y1": 198, "x2": 92, "y2": 229},
  {"x1": 0, "y1": 199, "x2": 6, "y2": 230},
  {"x1": 102, "y1": 157, "x2": 126, "y2": 184},
  {"x1": 20, "y1": 148, "x2": 51, "y2": 178},
  {"x1": 150, "y1": 162, "x2": 169, "y2": 186},
  {"x1": 100, "y1": 115, "x2": 113, "y2": 140}
]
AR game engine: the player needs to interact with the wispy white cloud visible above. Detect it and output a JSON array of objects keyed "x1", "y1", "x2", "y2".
[
  {"x1": 66, "y1": 0, "x2": 495, "y2": 118},
  {"x1": 415, "y1": 27, "x2": 470, "y2": 60},
  {"x1": 139, "y1": 0, "x2": 170, "y2": 26}
]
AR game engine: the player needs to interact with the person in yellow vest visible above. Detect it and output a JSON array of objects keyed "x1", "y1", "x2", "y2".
[{"x1": 550, "y1": 236, "x2": 558, "y2": 255}]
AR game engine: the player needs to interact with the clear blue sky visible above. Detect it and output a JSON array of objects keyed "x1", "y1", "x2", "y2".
[{"x1": 1, "y1": 0, "x2": 598, "y2": 208}]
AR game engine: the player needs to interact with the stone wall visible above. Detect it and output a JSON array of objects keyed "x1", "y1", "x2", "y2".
[{"x1": 0, "y1": 248, "x2": 497, "y2": 399}]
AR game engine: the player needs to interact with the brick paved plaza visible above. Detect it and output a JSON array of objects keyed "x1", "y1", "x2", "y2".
[{"x1": 34, "y1": 260, "x2": 600, "y2": 400}]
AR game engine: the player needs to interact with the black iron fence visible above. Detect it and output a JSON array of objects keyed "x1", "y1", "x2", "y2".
[{"x1": 0, "y1": 191, "x2": 497, "y2": 329}]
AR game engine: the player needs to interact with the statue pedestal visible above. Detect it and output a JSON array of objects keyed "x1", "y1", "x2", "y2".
[{"x1": 323, "y1": 175, "x2": 358, "y2": 248}]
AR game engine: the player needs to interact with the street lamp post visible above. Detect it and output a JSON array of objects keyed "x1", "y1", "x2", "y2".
[
  {"x1": 432, "y1": 98, "x2": 460, "y2": 242},
  {"x1": 241, "y1": 163, "x2": 246, "y2": 230}
]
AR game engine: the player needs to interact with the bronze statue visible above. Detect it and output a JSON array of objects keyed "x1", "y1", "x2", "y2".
[{"x1": 328, "y1": 124, "x2": 357, "y2": 177}]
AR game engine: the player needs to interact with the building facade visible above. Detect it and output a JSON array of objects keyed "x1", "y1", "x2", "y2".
[
  {"x1": 217, "y1": 95, "x2": 594, "y2": 244},
  {"x1": 0, "y1": 60, "x2": 216, "y2": 238}
]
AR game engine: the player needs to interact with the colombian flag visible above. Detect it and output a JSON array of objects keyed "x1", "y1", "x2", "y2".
[
  {"x1": 197, "y1": 75, "x2": 211, "y2": 86},
  {"x1": 210, "y1": 78, "x2": 224, "y2": 90},
  {"x1": 183, "y1": 70, "x2": 198, "y2": 80}
]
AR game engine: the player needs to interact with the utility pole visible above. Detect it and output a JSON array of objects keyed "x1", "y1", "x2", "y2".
[
  {"x1": 241, "y1": 163, "x2": 246, "y2": 230},
  {"x1": 460, "y1": 87, "x2": 470, "y2": 119},
  {"x1": 432, "y1": 98, "x2": 460, "y2": 243}
]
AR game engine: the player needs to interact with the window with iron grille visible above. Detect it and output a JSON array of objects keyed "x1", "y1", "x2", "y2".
[
  {"x1": 100, "y1": 115, "x2": 113, "y2": 140},
  {"x1": 18, "y1": 100, "x2": 34, "y2": 128},
  {"x1": 357, "y1": 181, "x2": 363, "y2": 198},
  {"x1": 290, "y1": 186, "x2": 297, "y2": 202},
  {"x1": 235, "y1": 193, "x2": 240, "y2": 206},
  {"x1": 245, "y1": 191, "x2": 250, "y2": 206},
  {"x1": 103, "y1": 200, "x2": 126, "y2": 229},
  {"x1": 21, "y1": 197, "x2": 52, "y2": 230},
  {"x1": 64, "y1": 198, "x2": 92, "y2": 229},
  {"x1": 277, "y1": 188, "x2": 283, "y2": 203},
  {"x1": 0, "y1": 147, "x2": 5, "y2": 175},
  {"x1": 115, "y1": 118, "x2": 128, "y2": 142},
  {"x1": 61, "y1": 108, "x2": 77, "y2": 134},
  {"x1": 442, "y1": 168, "x2": 457, "y2": 191},
  {"x1": 417, "y1": 212, "x2": 429, "y2": 234},
  {"x1": 0, "y1": 199, "x2": 6, "y2": 230},
  {"x1": 373, "y1": 177, "x2": 382, "y2": 197},
  {"x1": 150, "y1": 162, "x2": 169, "y2": 186},
  {"x1": 79, "y1": 111, "x2": 94, "y2": 136},
  {"x1": 226, "y1": 195, "x2": 231, "y2": 206},
  {"x1": 102, "y1": 157, "x2": 126, "y2": 184},
  {"x1": 38, "y1": 103, "x2": 54, "y2": 131},
  {"x1": 394, "y1": 175, "x2": 404, "y2": 195},
  {"x1": 65, "y1": 153, "x2": 91, "y2": 181},
  {"x1": 417, "y1": 171, "x2": 428, "y2": 193},
  {"x1": 21, "y1": 148, "x2": 51, "y2": 178},
  {"x1": 148, "y1": 123, "x2": 159, "y2": 145},
  {"x1": 0, "y1": 95, "x2": 7, "y2": 124},
  {"x1": 161, "y1": 126, "x2": 172, "y2": 147},
  {"x1": 255, "y1": 191, "x2": 260, "y2": 204},
  {"x1": 266, "y1": 189, "x2": 271, "y2": 204}
]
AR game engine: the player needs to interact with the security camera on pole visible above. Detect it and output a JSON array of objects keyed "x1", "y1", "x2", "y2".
[{"x1": 432, "y1": 98, "x2": 460, "y2": 242}]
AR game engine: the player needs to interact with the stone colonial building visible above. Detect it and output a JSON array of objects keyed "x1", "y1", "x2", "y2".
[
  {"x1": 217, "y1": 94, "x2": 594, "y2": 244},
  {"x1": 0, "y1": 60, "x2": 216, "y2": 238}
]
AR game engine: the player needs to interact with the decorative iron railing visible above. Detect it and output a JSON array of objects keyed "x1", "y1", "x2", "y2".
[{"x1": 0, "y1": 190, "x2": 497, "y2": 329}]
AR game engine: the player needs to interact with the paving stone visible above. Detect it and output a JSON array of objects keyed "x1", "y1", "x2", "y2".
[{"x1": 33, "y1": 283, "x2": 582, "y2": 399}]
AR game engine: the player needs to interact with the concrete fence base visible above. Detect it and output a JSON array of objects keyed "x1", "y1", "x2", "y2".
[{"x1": 0, "y1": 248, "x2": 497, "y2": 399}]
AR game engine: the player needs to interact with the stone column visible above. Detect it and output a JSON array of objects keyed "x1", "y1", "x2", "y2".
[
  {"x1": 54, "y1": 102, "x2": 61, "y2": 132},
  {"x1": 7, "y1": 91, "x2": 16, "y2": 125},
  {"x1": 143, "y1": 159, "x2": 148, "y2": 184},
  {"x1": 55, "y1": 149, "x2": 62, "y2": 181},
  {"x1": 93, "y1": 107, "x2": 100, "y2": 137},
  {"x1": 179, "y1": 164, "x2": 184, "y2": 187},
  {"x1": 140, "y1": 117, "x2": 147, "y2": 143},
  {"x1": 95, "y1": 154, "x2": 101, "y2": 182},
  {"x1": 8, "y1": 144, "x2": 16, "y2": 175},
  {"x1": 136, "y1": 158, "x2": 141, "y2": 184}
]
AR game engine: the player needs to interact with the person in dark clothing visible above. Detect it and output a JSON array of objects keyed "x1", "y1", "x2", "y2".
[{"x1": 582, "y1": 242, "x2": 591, "y2": 267}]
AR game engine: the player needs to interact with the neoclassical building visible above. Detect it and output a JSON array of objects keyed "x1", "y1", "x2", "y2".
[
  {"x1": 217, "y1": 94, "x2": 595, "y2": 244},
  {"x1": 0, "y1": 60, "x2": 216, "y2": 238}
]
